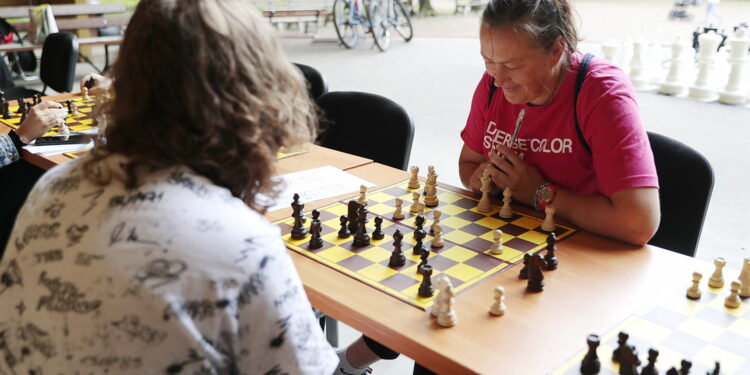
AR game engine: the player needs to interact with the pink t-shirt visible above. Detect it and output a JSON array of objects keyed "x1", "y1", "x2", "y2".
[{"x1": 461, "y1": 52, "x2": 658, "y2": 196}]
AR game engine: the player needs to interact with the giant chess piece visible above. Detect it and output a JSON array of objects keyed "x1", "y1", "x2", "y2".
[
  {"x1": 580, "y1": 334, "x2": 601, "y2": 375},
  {"x1": 659, "y1": 37, "x2": 692, "y2": 95},
  {"x1": 718, "y1": 27, "x2": 750, "y2": 105},
  {"x1": 688, "y1": 30, "x2": 724, "y2": 100},
  {"x1": 601, "y1": 39, "x2": 620, "y2": 65},
  {"x1": 628, "y1": 40, "x2": 653, "y2": 90}
]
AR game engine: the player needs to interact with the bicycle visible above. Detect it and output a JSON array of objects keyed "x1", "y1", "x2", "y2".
[{"x1": 332, "y1": 0, "x2": 413, "y2": 52}]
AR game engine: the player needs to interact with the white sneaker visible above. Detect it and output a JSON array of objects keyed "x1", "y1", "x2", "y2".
[{"x1": 333, "y1": 348, "x2": 373, "y2": 375}]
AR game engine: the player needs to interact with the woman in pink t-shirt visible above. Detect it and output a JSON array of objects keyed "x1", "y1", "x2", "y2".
[{"x1": 459, "y1": 0, "x2": 660, "y2": 245}]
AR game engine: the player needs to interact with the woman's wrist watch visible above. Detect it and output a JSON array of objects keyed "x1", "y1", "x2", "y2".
[{"x1": 534, "y1": 182, "x2": 557, "y2": 211}]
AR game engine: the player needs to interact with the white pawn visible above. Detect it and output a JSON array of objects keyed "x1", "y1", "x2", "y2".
[
  {"x1": 541, "y1": 205, "x2": 556, "y2": 232},
  {"x1": 718, "y1": 27, "x2": 750, "y2": 105},
  {"x1": 409, "y1": 192, "x2": 422, "y2": 214},
  {"x1": 489, "y1": 286, "x2": 506, "y2": 316},
  {"x1": 688, "y1": 30, "x2": 724, "y2": 100},
  {"x1": 498, "y1": 187, "x2": 513, "y2": 219},
  {"x1": 708, "y1": 257, "x2": 726, "y2": 288},
  {"x1": 431, "y1": 224, "x2": 444, "y2": 249},
  {"x1": 628, "y1": 40, "x2": 652, "y2": 90},
  {"x1": 600, "y1": 39, "x2": 620, "y2": 64},
  {"x1": 57, "y1": 122, "x2": 70, "y2": 138},
  {"x1": 431, "y1": 275, "x2": 452, "y2": 317},
  {"x1": 408, "y1": 166, "x2": 420, "y2": 189},
  {"x1": 437, "y1": 285, "x2": 457, "y2": 328},
  {"x1": 686, "y1": 271, "x2": 703, "y2": 300},
  {"x1": 392, "y1": 198, "x2": 405, "y2": 220},
  {"x1": 489, "y1": 229, "x2": 503, "y2": 255},
  {"x1": 82, "y1": 87, "x2": 90, "y2": 100},
  {"x1": 357, "y1": 185, "x2": 368, "y2": 206},
  {"x1": 659, "y1": 37, "x2": 692, "y2": 95},
  {"x1": 724, "y1": 280, "x2": 742, "y2": 309},
  {"x1": 477, "y1": 167, "x2": 492, "y2": 212},
  {"x1": 739, "y1": 258, "x2": 750, "y2": 298},
  {"x1": 431, "y1": 210, "x2": 441, "y2": 234}
]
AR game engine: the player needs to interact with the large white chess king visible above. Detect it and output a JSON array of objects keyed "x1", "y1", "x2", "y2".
[
  {"x1": 688, "y1": 30, "x2": 724, "y2": 100},
  {"x1": 718, "y1": 27, "x2": 750, "y2": 105}
]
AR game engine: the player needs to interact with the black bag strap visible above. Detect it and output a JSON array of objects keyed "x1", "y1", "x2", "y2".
[
  {"x1": 575, "y1": 53, "x2": 594, "y2": 154},
  {"x1": 487, "y1": 83, "x2": 497, "y2": 108}
]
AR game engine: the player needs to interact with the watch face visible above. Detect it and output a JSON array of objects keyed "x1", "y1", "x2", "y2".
[{"x1": 539, "y1": 188, "x2": 553, "y2": 201}]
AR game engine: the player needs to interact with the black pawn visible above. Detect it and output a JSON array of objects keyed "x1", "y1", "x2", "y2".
[
  {"x1": 352, "y1": 206, "x2": 370, "y2": 247},
  {"x1": 679, "y1": 359, "x2": 691, "y2": 375},
  {"x1": 372, "y1": 216, "x2": 384, "y2": 240},
  {"x1": 412, "y1": 214, "x2": 427, "y2": 256},
  {"x1": 619, "y1": 345, "x2": 639, "y2": 375},
  {"x1": 389, "y1": 230, "x2": 406, "y2": 267},
  {"x1": 526, "y1": 253, "x2": 547, "y2": 292},
  {"x1": 612, "y1": 331, "x2": 630, "y2": 362},
  {"x1": 544, "y1": 232, "x2": 558, "y2": 270},
  {"x1": 2, "y1": 102, "x2": 11, "y2": 119},
  {"x1": 337, "y1": 215, "x2": 350, "y2": 238},
  {"x1": 519, "y1": 253, "x2": 531, "y2": 279},
  {"x1": 640, "y1": 348, "x2": 659, "y2": 375},
  {"x1": 417, "y1": 265, "x2": 434, "y2": 298},
  {"x1": 580, "y1": 334, "x2": 601, "y2": 375},
  {"x1": 308, "y1": 210, "x2": 323, "y2": 249}
]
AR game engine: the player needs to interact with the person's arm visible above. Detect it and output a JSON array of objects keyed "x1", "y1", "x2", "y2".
[
  {"x1": 484, "y1": 144, "x2": 660, "y2": 246},
  {"x1": 0, "y1": 132, "x2": 22, "y2": 167},
  {"x1": 458, "y1": 144, "x2": 494, "y2": 194},
  {"x1": 15, "y1": 101, "x2": 66, "y2": 144}
]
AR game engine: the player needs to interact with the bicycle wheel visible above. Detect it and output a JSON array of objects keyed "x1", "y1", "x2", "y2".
[
  {"x1": 333, "y1": 0, "x2": 360, "y2": 48},
  {"x1": 391, "y1": 0, "x2": 413, "y2": 42},
  {"x1": 368, "y1": 1, "x2": 391, "y2": 52}
]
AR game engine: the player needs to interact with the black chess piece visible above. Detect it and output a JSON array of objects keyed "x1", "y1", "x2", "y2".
[
  {"x1": 352, "y1": 206, "x2": 371, "y2": 247},
  {"x1": 290, "y1": 193, "x2": 308, "y2": 240},
  {"x1": 612, "y1": 331, "x2": 630, "y2": 362},
  {"x1": 2, "y1": 102, "x2": 11, "y2": 119},
  {"x1": 415, "y1": 214, "x2": 425, "y2": 231},
  {"x1": 580, "y1": 334, "x2": 601, "y2": 375},
  {"x1": 19, "y1": 102, "x2": 27, "y2": 122},
  {"x1": 526, "y1": 253, "x2": 547, "y2": 292},
  {"x1": 347, "y1": 200, "x2": 360, "y2": 234},
  {"x1": 417, "y1": 265, "x2": 434, "y2": 298},
  {"x1": 372, "y1": 216, "x2": 385, "y2": 240},
  {"x1": 709, "y1": 361, "x2": 720, "y2": 375},
  {"x1": 619, "y1": 345, "x2": 639, "y2": 375},
  {"x1": 308, "y1": 210, "x2": 323, "y2": 249},
  {"x1": 519, "y1": 253, "x2": 531, "y2": 279},
  {"x1": 640, "y1": 348, "x2": 659, "y2": 375},
  {"x1": 15, "y1": 99, "x2": 24, "y2": 114},
  {"x1": 544, "y1": 232, "x2": 558, "y2": 270},
  {"x1": 338, "y1": 215, "x2": 350, "y2": 238},
  {"x1": 666, "y1": 367, "x2": 679, "y2": 375},
  {"x1": 291, "y1": 193, "x2": 307, "y2": 223},
  {"x1": 412, "y1": 214, "x2": 427, "y2": 256},
  {"x1": 388, "y1": 229, "x2": 406, "y2": 267},
  {"x1": 66, "y1": 99, "x2": 73, "y2": 115},
  {"x1": 417, "y1": 248, "x2": 430, "y2": 274},
  {"x1": 679, "y1": 359, "x2": 692, "y2": 375}
]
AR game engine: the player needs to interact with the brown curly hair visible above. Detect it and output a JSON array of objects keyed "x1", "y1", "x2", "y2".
[{"x1": 84, "y1": 0, "x2": 317, "y2": 210}]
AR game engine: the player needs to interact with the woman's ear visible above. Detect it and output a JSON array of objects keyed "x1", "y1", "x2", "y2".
[{"x1": 550, "y1": 36, "x2": 565, "y2": 67}]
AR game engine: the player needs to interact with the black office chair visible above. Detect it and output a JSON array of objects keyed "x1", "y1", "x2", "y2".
[
  {"x1": 4, "y1": 32, "x2": 79, "y2": 100},
  {"x1": 316, "y1": 91, "x2": 415, "y2": 171},
  {"x1": 294, "y1": 63, "x2": 328, "y2": 100},
  {"x1": 647, "y1": 131, "x2": 714, "y2": 257}
]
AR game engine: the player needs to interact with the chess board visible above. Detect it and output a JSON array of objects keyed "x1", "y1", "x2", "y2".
[
  {"x1": 276, "y1": 180, "x2": 576, "y2": 310},
  {"x1": 552, "y1": 290, "x2": 750, "y2": 374},
  {"x1": 1, "y1": 95, "x2": 98, "y2": 137}
]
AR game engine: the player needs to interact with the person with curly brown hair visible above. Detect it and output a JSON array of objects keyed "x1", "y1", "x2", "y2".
[{"x1": 0, "y1": 1, "x2": 337, "y2": 374}]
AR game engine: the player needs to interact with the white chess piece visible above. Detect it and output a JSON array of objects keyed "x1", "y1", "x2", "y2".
[
  {"x1": 408, "y1": 166, "x2": 420, "y2": 189},
  {"x1": 393, "y1": 198, "x2": 405, "y2": 220},
  {"x1": 719, "y1": 27, "x2": 750, "y2": 105},
  {"x1": 739, "y1": 258, "x2": 750, "y2": 298},
  {"x1": 498, "y1": 187, "x2": 513, "y2": 219},
  {"x1": 409, "y1": 192, "x2": 422, "y2": 214},
  {"x1": 659, "y1": 37, "x2": 692, "y2": 95},
  {"x1": 541, "y1": 205, "x2": 556, "y2": 232},
  {"x1": 708, "y1": 257, "x2": 726, "y2": 288},
  {"x1": 724, "y1": 280, "x2": 742, "y2": 309},
  {"x1": 437, "y1": 285, "x2": 457, "y2": 328},
  {"x1": 477, "y1": 167, "x2": 492, "y2": 212},
  {"x1": 357, "y1": 185, "x2": 368, "y2": 206},
  {"x1": 689, "y1": 30, "x2": 724, "y2": 100},
  {"x1": 686, "y1": 271, "x2": 703, "y2": 300},
  {"x1": 628, "y1": 40, "x2": 652, "y2": 90},
  {"x1": 489, "y1": 286, "x2": 506, "y2": 316},
  {"x1": 431, "y1": 210, "x2": 441, "y2": 234},
  {"x1": 424, "y1": 177, "x2": 439, "y2": 207},
  {"x1": 82, "y1": 87, "x2": 90, "y2": 100},
  {"x1": 489, "y1": 229, "x2": 503, "y2": 255},
  {"x1": 431, "y1": 275, "x2": 452, "y2": 317},
  {"x1": 57, "y1": 120, "x2": 70, "y2": 138},
  {"x1": 600, "y1": 39, "x2": 620, "y2": 65},
  {"x1": 431, "y1": 224, "x2": 444, "y2": 249}
]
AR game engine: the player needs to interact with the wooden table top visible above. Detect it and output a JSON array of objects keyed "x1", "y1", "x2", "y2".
[{"x1": 268, "y1": 162, "x2": 706, "y2": 375}]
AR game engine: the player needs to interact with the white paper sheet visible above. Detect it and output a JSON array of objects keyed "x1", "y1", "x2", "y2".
[{"x1": 263, "y1": 166, "x2": 375, "y2": 212}]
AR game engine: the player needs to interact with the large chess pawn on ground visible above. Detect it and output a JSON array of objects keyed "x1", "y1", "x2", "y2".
[
  {"x1": 718, "y1": 27, "x2": 750, "y2": 105},
  {"x1": 600, "y1": 40, "x2": 620, "y2": 65},
  {"x1": 659, "y1": 37, "x2": 692, "y2": 95},
  {"x1": 688, "y1": 30, "x2": 724, "y2": 100},
  {"x1": 628, "y1": 40, "x2": 653, "y2": 90}
]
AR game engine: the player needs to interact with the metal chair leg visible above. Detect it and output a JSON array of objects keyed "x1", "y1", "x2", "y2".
[{"x1": 324, "y1": 316, "x2": 339, "y2": 347}]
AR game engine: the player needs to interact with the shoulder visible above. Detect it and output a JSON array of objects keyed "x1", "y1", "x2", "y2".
[{"x1": 575, "y1": 53, "x2": 635, "y2": 99}]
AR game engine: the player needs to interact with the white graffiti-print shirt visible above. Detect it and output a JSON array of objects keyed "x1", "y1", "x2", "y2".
[{"x1": 0, "y1": 154, "x2": 338, "y2": 375}]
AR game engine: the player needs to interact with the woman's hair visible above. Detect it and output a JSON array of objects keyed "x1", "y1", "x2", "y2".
[
  {"x1": 481, "y1": 0, "x2": 579, "y2": 53},
  {"x1": 84, "y1": 0, "x2": 316, "y2": 210}
]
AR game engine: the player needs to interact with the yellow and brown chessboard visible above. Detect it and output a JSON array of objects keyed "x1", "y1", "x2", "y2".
[
  {"x1": 1, "y1": 95, "x2": 98, "y2": 137},
  {"x1": 276, "y1": 180, "x2": 576, "y2": 310},
  {"x1": 552, "y1": 291, "x2": 750, "y2": 374}
]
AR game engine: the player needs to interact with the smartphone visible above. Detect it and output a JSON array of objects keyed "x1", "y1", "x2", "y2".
[{"x1": 34, "y1": 134, "x2": 90, "y2": 146}]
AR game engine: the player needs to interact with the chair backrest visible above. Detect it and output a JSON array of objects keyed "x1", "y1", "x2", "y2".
[
  {"x1": 647, "y1": 131, "x2": 714, "y2": 257},
  {"x1": 40, "y1": 32, "x2": 79, "y2": 93},
  {"x1": 294, "y1": 63, "x2": 328, "y2": 100},
  {"x1": 316, "y1": 91, "x2": 415, "y2": 171}
]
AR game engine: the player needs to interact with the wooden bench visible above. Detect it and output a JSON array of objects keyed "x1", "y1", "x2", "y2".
[{"x1": 253, "y1": 0, "x2": 333, "y2": 37}]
